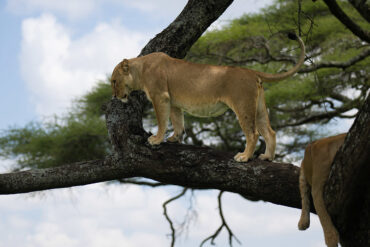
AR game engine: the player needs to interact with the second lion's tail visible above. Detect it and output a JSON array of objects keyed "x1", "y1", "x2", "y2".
[{"x1": 298, "y1": 144, "x2": 312, "y2": 231}]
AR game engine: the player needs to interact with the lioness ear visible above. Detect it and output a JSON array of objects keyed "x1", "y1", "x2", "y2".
[{"x1": 122, "y1": 59, "x2": 129, "y2": 75}]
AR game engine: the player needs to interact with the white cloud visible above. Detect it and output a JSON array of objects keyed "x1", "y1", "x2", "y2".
[
  {"x1": 0, "y1": 184, "x2": 171, "y2": 247},
  {"x1": 0, "y1": 185, "x2": 325, "y2": 247},
  {"x1": 20, "y1": 14, "x2": 149, "y2": 116}
]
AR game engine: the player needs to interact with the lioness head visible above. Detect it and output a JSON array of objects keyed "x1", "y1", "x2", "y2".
[{"x1": 111, "y1": 59, "x2": 134, "y2": 103}]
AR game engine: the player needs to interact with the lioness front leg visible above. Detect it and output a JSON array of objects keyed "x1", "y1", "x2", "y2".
[
  {"x1": 168, "y1": 106, "x2": 184, "y2": 143},
  {"x1": 148, "y1": 93, "x2": 170, "y2": 145}
]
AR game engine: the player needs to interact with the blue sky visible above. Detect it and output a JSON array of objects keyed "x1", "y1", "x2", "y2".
[{"x1": 0, "y1": 0, "x2": 328, "y2": 246}]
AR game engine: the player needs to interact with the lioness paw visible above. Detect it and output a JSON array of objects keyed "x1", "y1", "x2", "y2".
[
  {"x1": 298, "y1": 218, "x2": 310, "y2": 230},
  {"x1": 234, "y1": 152, "x2": 250, "y2": 162},
  {"x1": 167, "y1": 135, "x2": 181, "y2": 143},
  {"x1": 148, "y1": 135, "x2": 163, "y2": 145},
  {"x1": 258, "y1": 154, "x2": 273, "y2": 161},
  {"x1": 325, "y1": 230, "x2": 339, "y2": 247}
]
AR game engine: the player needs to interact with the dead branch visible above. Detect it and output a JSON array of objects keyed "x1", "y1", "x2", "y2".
[
  {"x1": 163, "y1": 188, "x2": 188, "y2": 247},
  {"x1": 200, "y1": 191, "x2": 241, "y2": 247}
]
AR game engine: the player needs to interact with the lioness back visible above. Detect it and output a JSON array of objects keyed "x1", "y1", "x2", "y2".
[{"x1": 143, "y1": 52, "x2": 260, "y2": 116}]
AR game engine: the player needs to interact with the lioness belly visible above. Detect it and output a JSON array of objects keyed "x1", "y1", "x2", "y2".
[{"x1": 181, "y1": 102, "x2": 229, "y2": 118}]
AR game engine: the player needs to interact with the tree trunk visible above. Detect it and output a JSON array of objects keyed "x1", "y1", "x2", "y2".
[{"x1": 324, "y1": 95, "x2": 370, "y2": 247}]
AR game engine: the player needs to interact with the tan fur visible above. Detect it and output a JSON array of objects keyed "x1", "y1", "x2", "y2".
[
  {"x1": 111, "y1": 36, "x2": 305, "y2": 162},
  {"x1": 298, "y1": 133, "x2": 346, "y2": 247}
]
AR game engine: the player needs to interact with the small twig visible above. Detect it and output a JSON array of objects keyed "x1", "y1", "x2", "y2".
[
  {"x1": 297, "y1": 0, "x2": 302, "y2": 37},
  {"x1": 200, "y1": 191, "x2": 241, "y2": 247},
  {"x1": 177, "y1": 189, "x2": 198, "y2": 237},
  {"x1": 163, "y1": 188, "x2": 188, "y2": 247}
]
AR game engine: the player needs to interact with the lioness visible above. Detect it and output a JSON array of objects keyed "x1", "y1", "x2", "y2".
[
  {"x1": 298, "y1": 133, "x2": 347, "y2": 247},
  {"x1": 111, "y1": 33, "x2": 305, "y2": 162}
]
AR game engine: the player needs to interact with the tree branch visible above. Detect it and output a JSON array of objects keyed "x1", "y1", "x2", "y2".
[
  {"x1": 190, "y1": 44, "x2": 369, "y2": 74},
  {"x1": 275, "y1": 101, "x2": 358, "y2": 128},
  {"x1": 0, "y1": 159, "x2": 126, "y2": 194},
  {"x1": 163, "y1": 188, "x2": 188, "y2": 247},
  {"x1": 0, "y1": 138, "x2": 305, "y2": 212},
  {"x1": 323, "y1": 0, "x2": 370, "y2": 43},
  {"x1": 140, "y1": 0, "x2": 234, "y2": 59},
  {"x1": 348, "y1": 0, "x2": 370, "y2": 22},
  {"x1": 200, "y1": 191, "x2": 241, "y2": 247},
  {"x1": 299, "y1": 48, "x2": 370, "y2": 73}
]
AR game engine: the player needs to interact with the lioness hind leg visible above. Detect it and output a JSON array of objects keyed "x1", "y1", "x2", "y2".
[
  {"x1": 298, "y1": 169, "x2": 311, "y2": 230},
  {"x1": 148, "y1": 93, "x2": 171, "y2": 145},
  {"x1": 256, "y1": 88, "x2": 276, "y2": 161},
  {"x1": 233, "y1": 111, "x2": 259, "y2": 162},
  {"x1": 312, "y1": 185, "x2": 339, "y2": 247},
  {"x1": 168, "y1": 106, "x2": 184, "y2": 143}
]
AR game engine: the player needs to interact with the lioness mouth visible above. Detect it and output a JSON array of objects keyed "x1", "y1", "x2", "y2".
[{"x1": 120, "y1": 94, "x2": 128, "y2": 103}]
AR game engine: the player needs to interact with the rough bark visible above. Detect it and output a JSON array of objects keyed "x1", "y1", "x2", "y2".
[
  {"x1": 324, "y1": 95, "x2": 370, "y2": 247},
  {"x1": 140, "y1": 0, "x2": 234, "y2": 59}
]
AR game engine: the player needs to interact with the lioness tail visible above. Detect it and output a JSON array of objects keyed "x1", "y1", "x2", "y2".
[{"x1": 256, "y1": 33, "x2": 305, "y2": 82}]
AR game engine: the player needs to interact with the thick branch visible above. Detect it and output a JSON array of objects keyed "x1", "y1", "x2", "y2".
[
  {"x1": 348, "y1": 0, "x2": 370, "y2": 22},
  {"x1": 323, "y1": 0, "x2": 370, "y2": 43},
  {"x1": 140, "y1": 0, "x2": 234, "y2": 59},
  {"x1": 0, "y1": 143, "x2": 304, "y2": 211},
  {"x1": 0, "y1": 158, "x2": 130, "y2": 194}
]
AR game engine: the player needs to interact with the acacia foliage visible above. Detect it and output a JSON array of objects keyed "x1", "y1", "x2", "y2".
[
  {"x1": 0, "y1": 0, "x2": 368, "y2": 169},
  {"x1": 0, "y1": 82, "x2": 110, "y2": 169},
  {"x1": 186, "y1": 0, "x2": 369, "y2": 156}
]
